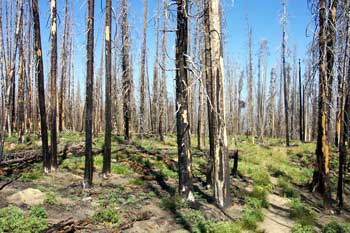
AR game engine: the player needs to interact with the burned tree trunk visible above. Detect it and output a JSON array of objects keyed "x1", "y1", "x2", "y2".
[
  {"x1": 84, "y1": 0, "x2": 95, "y2": 188},
  {"x1": 103, "y1": 0, "x2": 112, "y2": 176},
  {"x1": 159, "y1": 0, "x2": 168, "y2": 142},
  {"x1": 122, "y1": 0, "x2": 131, "y2": 141},
  {"x1": 59, "y1": 0, "x2": 69, "y2": 132},
  {"x1": 49, "y1": 0, "x2": 58, "y2": 170},
  {"x1": 282, "y1": 0, "x2": 289, "y2": 147},
  {"x1": 17, "y1": 7, "x2": 24, "y2": 142},
  {"x1": 176, "y1": 0, "x2": 194, "y2": 202},
  {"x1": 312, "y1": 0, "x2": 336, "y2": 208},
  {"x1": 337, "y1": 1, "x2": 349, "y2": 208},
  {"x1": 32, "y1": 0, "x2": 50, "y2": 173},
  {"x1": 151, "y1": 0, "x2": 160, "y2": 134},
  {"x1": 299, "y1": 59, "x2": 304, "y2": 142},
  {"x1": 139, "y1": 0, "x2": 148, "y2": 138}
]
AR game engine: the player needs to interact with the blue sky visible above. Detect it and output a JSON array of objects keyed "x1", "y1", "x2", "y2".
[{"x1": 33, "y1": 0, "x2": 313, "y2": 100}]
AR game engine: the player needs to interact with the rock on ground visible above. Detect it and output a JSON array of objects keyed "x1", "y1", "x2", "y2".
[{"x1": 7, "y1": 188, "x2": 45, "y2": 206}]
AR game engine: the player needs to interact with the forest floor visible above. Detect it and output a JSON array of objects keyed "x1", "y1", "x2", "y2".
[{"x1": 0, "y1": 133, "x2": 350, "y2": 233}]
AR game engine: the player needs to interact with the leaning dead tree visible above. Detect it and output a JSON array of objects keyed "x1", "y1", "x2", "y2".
[{"x1": 204, "y1": 0, "x2": 231, "y2": 209}]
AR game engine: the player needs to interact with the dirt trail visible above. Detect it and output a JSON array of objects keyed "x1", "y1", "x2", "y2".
[{"x1": 258, "y1": 177, "x2": 294, "y2": 233}]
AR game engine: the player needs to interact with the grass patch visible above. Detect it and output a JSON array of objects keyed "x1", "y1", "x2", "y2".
[
  {"x1": 0, "y1": 205, "x2": 48, "y2": 233},
  {"x1": 128, "y1": 178, "x2": 145, "y2": 186},
  {"x1": 111, "y1": 163, "x2": 130, "y2": 175}
]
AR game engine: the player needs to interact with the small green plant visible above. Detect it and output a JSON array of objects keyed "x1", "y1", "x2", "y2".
[
  {"x1": 92, "y1": 208, "x2": 120, "y2": 226},
  {"x1": 45, "y1": 192, "x2": 57, "y2": 205},
  {"x1": 322, "y1": 220, "x2": 350, "y2": 233},
  {"x1": 292, "y1": 224, "x2": 315, "y2": 233},
  {"x1": 289, "y1": 198, "x2": 316, "y2": 226}
]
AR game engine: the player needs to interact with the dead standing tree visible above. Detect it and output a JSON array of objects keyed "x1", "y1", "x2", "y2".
[
  {"x1": 103, "y1": 0, "x2": 112, "y2": 176},
  {"x1": 282, "y1": 0, "x2": 290, "y2": 147},
  {"x1": 49, "y1": 0, "x2": 58, "y2": 170},
  {"x1": 312, "y1": 0, "x2": 338, "y2": 209},
  {"x1": 204, "y1": 0, "x2": 231, "y2": 209},
  {"x1": 122, "y1": 0, "x2": 131, "y2": 142},
  {"x1": 139, "y1": 0, "x2": 149, "y2": 138},
  {"x1": 84, "y1": 0, "x2": 95, "y2": 188},
  {"x1": 176, "y1": 0, "x2": 194, "y2": 202},
  {"x1": 32, "y1": 0, "x2": 50, "y2": 173}
]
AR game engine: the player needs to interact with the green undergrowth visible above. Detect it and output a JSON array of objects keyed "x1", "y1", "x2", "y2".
[
  {"x1": 322, "y1": 219, "x2": 350, "y2": 233},
  {"x1": 176, "y1": 209, "x2": 241, "y2": 233},
  {"x1": 0, "y1": 205, "x2": 48, "y2": 233},
  {"x1": 61, "y1": 155, "x2": 131, "y2": 175}
]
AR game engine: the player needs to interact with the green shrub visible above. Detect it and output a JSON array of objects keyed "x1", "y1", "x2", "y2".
[
  {"x1": 251, "y1": 185, "x2": 269, "y2": 208},
  {"x1": 289, "y1": 198, "x2": 316, "y2": 226},
  {"x1": 322, "y1": 220, "x2": 350, "y2": 233},
  {"x1": 278, "y1": 178, "x2": 300, "y2": 198},
  {"x1": 92, "y1": 208, "x2": 120, "y2": 226},
  {"x1": 251, "y1": 169, "x2": 271, "y2": 188},
  {"x1": 0, "y1": 205, "x2": 48, "y2": 233},
  {"x1": 177, "y1": 210, "x2": 209, "y2": 233},
  {"x1": 245, "y1": 197, "x2": 264, "y2": 209},
  {"x1": 240, "y1": 207, "x2": 264, "y2": 230},
  {"x1": 292, "y1": 224, "x2": 316, "y2": 233}
]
